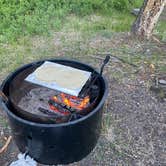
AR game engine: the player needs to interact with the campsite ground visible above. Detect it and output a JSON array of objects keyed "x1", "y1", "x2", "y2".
[{"x1": 0, "y1": 8, "x2": 166, "y2": 166}]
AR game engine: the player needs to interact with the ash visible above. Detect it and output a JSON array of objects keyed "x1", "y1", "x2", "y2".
[{"x1": 18, "y1": 87, "x2": 58, "y2": 116}]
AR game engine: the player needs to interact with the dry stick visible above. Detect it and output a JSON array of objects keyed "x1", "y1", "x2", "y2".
[{"x1": 0, "y1": 136, "x2": 12, "y2": 154}]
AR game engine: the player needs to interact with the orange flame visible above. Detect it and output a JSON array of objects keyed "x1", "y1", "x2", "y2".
[{"x1": 51, "y1": 93, "x2": 90, "y2": 111}]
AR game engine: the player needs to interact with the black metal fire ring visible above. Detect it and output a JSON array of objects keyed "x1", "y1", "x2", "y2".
[
  {"x1": 0, "y1": 58, "x2": 108, "y2": 127},
  {"x1": 0, "y1": 58, "x2": 108, "y2": 165}
]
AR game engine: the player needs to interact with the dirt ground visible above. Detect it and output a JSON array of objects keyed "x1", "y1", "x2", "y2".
[{"x1": 0, "y1": 33, "x2": 165, "y2": 166}]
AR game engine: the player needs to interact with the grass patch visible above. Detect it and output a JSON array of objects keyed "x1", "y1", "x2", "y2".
[
  {"x1": 0, "y1": 0, "x2": 143, "y2": 43},
  {"x1": 0, "y1": 116, "x2": 9, "y2": 129},
  {"x1": 62, "y1": 10, "x2": 136, "y2": 38},
  {"x1": 154, "y1": 21, "x2": 166, "y2": 42}
]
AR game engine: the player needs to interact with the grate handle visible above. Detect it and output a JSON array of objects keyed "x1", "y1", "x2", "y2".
[{"x1": 100, "y1": 55, "x2": 110, "y2": 76}]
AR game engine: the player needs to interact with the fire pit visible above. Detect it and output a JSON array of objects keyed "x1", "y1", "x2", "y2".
[{"x1": 0, "y1": 59, "x2": 108, "y2": 165}]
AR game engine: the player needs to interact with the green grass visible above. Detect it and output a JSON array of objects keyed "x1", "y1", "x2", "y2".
[
  {"x1": 0, "y1": 116, "x2": 9, "y2": 129},
  {"x1": 63, "y1": 11, "x2": 136, "y2": 33},
  {"x1": 0, "y1": 0, "x2": 144, "y2": 43},
  {"x1": 154, "y1": 20, "x2": 166, "y2": 42},
  {"x1": 1, "y1": 0, "x2": 164, "y2": 44}
]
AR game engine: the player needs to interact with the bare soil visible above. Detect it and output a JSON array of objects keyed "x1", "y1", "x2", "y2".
[{"x1": 0, "y1": 33, "x2": 165, "y2": 166}]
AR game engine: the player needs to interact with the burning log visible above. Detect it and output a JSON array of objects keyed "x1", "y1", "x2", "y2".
[{"x1": 48, "y1": 93, "x2": 90, "y2": 114}]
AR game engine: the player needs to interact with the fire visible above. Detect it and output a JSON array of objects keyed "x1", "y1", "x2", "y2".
[
  {"x1": 60, "y1": 93, "x2": 90, "y2": 110},
  {"x1": 49, "y1": 93, "x2": 90, "y2": 115}
]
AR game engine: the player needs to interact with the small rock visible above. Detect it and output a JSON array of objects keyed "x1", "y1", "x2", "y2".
[
  {"x1": 159, "y1": 79, "x2": 166, "y2": 85},
  {"x1": 131, "y1": 8, "x2": 140, "y2": 16}
]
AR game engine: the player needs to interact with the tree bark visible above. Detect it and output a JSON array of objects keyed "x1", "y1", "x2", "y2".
[{"x1": 132, "y1": 0, "x2": 166, "y2": 39}]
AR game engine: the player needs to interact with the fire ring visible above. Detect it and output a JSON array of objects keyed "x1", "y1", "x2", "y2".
[{"x1": 0, "y1": 59, "x2": 108, "y2": 165}]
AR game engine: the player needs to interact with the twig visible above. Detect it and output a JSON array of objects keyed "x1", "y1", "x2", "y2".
[
  {"x1": 126, "y1": 83, "x2": 146, "y2": 88},
  {"x1": 0, "y1": 91, "x2": 8, "y2": 103},
  {"x1": 89, "y1": 54, "x2": 138, "y2": 67},
  {"x1": 102, "y1": 140, "x2": 139, "y2": 159},
  {"x1": 89, "y1": 55, "x2": 104, "y2": 61},
  {"x1": 151, "y1": 35, "x2": 162, "y2": 44},
  {"x1": 0, "y1": 136, "x2": 12, "y2": 154}
]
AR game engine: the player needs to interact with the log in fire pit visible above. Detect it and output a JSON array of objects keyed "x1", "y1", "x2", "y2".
[{"x1": 0, "y1": 58, "x2": 108, "y2": 165}]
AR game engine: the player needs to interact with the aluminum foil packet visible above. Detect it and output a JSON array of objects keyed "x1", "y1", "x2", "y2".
[{"x1": 25, "y1": 61, "x2": 91, "y2": 96}]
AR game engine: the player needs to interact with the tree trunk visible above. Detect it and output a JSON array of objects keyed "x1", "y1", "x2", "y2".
[{"x1": 132, "y1": 0, "x2": 166, "y2": 39}]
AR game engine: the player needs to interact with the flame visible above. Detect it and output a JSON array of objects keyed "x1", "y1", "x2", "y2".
[
  {"x1": 50, "y1": 93, "x2": 90, "y2": 112},
  {"x1": 60, "y1": 93, "x2": 89, "y2": 110},
  {"x1": 49, "y1": 103, "x2": 70, "y2": 115},
  {"x1": 79, "y1": 96, "x2": 89, "y2": 109}
]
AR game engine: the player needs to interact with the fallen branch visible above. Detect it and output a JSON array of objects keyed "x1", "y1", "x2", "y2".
[{"x1": 0, "y1": 136, "x2": 12, "y2": 154}]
